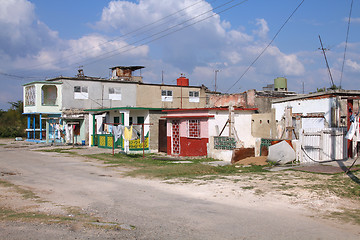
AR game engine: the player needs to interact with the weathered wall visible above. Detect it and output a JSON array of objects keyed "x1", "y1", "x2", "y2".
[
  {"x1": 23, "y1": 82, "x2": 62, "y2": 114},
  {"x1": 149, "y1": 111, "x2": 166, "y2": 151},
  {"x1": 61, "y1": 79, "x2": 137, "y2": 110},
  {"x1": 251, "y1": 109, "x2": 276, "y2": 139},
  {"x1": 136, "y1": 84, "x2": 207, "y2": 109}
]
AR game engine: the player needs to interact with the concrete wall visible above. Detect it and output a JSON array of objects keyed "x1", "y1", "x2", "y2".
[
  {"x1": 208, "y1": 89, "x2": 297, "y2": 113},
  {"x1": 251, "y1": 109, "x2": 277, "y2": 139},
  {"x1": 272, "y1": 98, "x2": 333, "y2": 123},
  {"x1": 208, "y1": 110, "x2": 256, "y2": 148},
  {"x1": 23, "y1": 82, "x2": 62, "y2": 114},
  {"x1": 61, "y1": 79, "x2": 137, "y2": 110},
  {"x1": 149, "y1": 111, "x2": 166, "y2": 151},
  {"x1": 136, "y1": 84, "x2": 207, "y2": 109}
]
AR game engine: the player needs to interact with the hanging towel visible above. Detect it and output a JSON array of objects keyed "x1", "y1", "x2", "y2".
[
  {"x1": 132, "y1": 125, "x2": 141, "y2": 141},
  {"x1": 108, "y1": 125, "x2": 113, "y2": 133},
  {"x1": 346, "y1": 122, "x2": 356, "y2": 140},
  {"x1": 112, "y1": 125, "x2": 124, "y2": 143},
  {"x1": 124, "y1": 126, "x2": 133, "y2": 141}
]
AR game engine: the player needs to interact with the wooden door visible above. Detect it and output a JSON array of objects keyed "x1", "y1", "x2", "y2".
[{"x1": 158, "y1": 119, "x2": 167, "y2": 153}]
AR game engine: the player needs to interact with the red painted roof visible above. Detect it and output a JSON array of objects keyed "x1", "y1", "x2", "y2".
[
  {"x1": 161, "y1": 115, "x2": 215, "y2": 119},
  {"x1": 162, "y1": 107, "x2": 257, "y2": 112}
]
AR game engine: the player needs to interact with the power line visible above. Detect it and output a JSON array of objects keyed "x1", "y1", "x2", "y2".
[
  {"x1": 81, "y1": 0, "x2": 249, "y2": 68},
  {"x1": 0, "y1": 71, "x2": 40, "y2": 80},
  {"x1": 10, "y1": 0, "x2": 220, "y2": 76},
  {"x1": 318, "y1": 35, "x2": 335, "y2": 88},
  {"x1": 339, "y1": 0, "x2": 354, "y2": 88},
  {"x1": 224, "y1": 0, "x2": 305, "y2": 94}
]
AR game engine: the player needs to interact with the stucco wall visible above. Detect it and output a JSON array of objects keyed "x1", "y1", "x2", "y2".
[
  {"x1": 23, "y1": 83, "x2": 62, "y2": 114},
  {"x1": 251, "y1": 110, "x2": 276, "y2": 139},
  {"x1": 273, "y1": 98, "x2": 334, "y2": 123},
  {"x1": 136, "y1": 84, "x2": 207, "y2": 109},
  {"x1": 208, "y1": 110, "x2": 256, "y2": 148},
  {"x1": 61, "y1": 79, "x2": 137, "y2": 110}
]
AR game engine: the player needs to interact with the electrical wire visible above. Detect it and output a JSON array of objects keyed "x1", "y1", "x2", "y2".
[
  {"x1": 80, "y1": 0, "x2": 248, "y2": 68},
  {"x1": 339, "y1": 0, "x2": 354, "y2": 88},
  {"x1": 301, "y1": 145, "x2": 348, "y2": 163},
  {"x1": 8, "y1": 0, "x2": 225, "y2": 77},
  {"x1": 224, "y1": 0, "x2": 305, "y2": 94}
]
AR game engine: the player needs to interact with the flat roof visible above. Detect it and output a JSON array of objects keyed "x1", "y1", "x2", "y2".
[
  {"x1": 23, "y1": 81, "x2": 62, "y2": 86},
  {"x1": 163, "y1": 107, "x2": 258, "y2": 112},
  {"x1": 272, "y1": 89, "x2": 360, "y2": 103},
  {"x1": 110, "y1": 66, "x2": 145, "y2": 71},
  {"x1": 44, "y1": 76, "x2": 204, "y2": 89},
  {"x1": 85, "y1": 107, "x2": 164, "y2": 112}
]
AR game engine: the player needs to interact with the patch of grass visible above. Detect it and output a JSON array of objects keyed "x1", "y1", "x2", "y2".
[
  {"x1": 85, "y1": 153, "x2": 268, "y2": 179},
  {"x1": 329, "y1": 208, "x2": 360, "y2": 225},
  {"x1": 0, "y1": 179, "x2": 40, "y2": 200},
  {"x1": 241, "y1": 186, "x2": 255, "y2": 190},
  {"x1": 303, "y1": 172, "x2": 360, "y2": 199},
  {"x1": 37, "y1": 148, "x2": 81, "y2": 155},
  {"x1": 254, "y1": 189, "x2": 264, "y2": 195}
]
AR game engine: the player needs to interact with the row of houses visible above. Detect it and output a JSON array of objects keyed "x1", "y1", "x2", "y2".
[{"x1": 23, "y1": 66, "x2": 360, "y2": 163}]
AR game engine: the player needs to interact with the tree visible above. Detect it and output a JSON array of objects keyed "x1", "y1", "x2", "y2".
[{"x1": 0, "y1": 101, "x2": 27, "y2": 137}]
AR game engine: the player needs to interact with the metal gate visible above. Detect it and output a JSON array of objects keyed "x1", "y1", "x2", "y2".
[
  {"x1": 172, "y1": 120, "x2": 180, "y2": 155},
  {"x1": 299, "y1": 128, "x2": 347, "y2": 163}
]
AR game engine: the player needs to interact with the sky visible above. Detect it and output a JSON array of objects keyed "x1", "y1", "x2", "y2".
[{"x1": 1, "y1": 0, "x2": 360, "y2": 110}]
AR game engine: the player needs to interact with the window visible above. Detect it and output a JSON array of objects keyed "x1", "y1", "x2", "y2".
[
  {"x1": 114, "y1": 117, "x2": 120, "y2": 124},
  {"x1": 25, "y1": 85, "x2": 36, "y2": 106},
  {"x1": 137, "y1": 116, "x2": 144, "y2": 124},
  {"x1": 109, "y1": 87, "x2": 121, "y2": 100},
  {"x1": 42, "y1": 85, "x2": 57, "y2": 105},
  {"x1": 188, "y1": 120, "x2": 200, "y2": 138},
  {"x1": 74, "y1": 86, "x2": 88, "y2": 99},
  {"x1": 161, "y1": 90, "x2": 173, "y2": 102},
  {"x1": 189, "y1": 91, "x2": 200, "y2": 103}
]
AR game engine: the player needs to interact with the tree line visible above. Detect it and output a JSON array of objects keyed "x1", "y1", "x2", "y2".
[{"x1": 0, "y1": 101, "x2": 27, "y2": 138}]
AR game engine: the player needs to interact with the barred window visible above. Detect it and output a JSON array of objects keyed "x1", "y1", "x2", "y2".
[
  {"x1": 188, "y1": 119, "x2": 200, "y2": 138},
  {"x1": 74, "y1": 86, "x2": 88, "y2": 99},
  {"x1": 161, "y1": 90, "x2": 173, "y2": 102},
  {"x1": 189, "y1": 91, "x2": 200, "y2": 102},
  {"x1": 109, "y1": 87, "x2": 121, "y2": 100}
]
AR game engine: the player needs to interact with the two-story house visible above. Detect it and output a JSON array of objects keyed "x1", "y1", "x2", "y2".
[
  {"x1": 86, "y1": 69, "x2": 210, "y2": 153},
  {"x1": 23, "y1": 66, "x2": 211, "y2": 153}
]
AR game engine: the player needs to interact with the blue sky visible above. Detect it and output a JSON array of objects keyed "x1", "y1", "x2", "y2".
[{"x1": 1, "y1": 0, "x2": 360, "y2": 110}]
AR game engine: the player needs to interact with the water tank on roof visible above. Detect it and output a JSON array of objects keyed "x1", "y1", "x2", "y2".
[
  {"x1": 177, "y1": 74, "x2": 189, "y2": 86},
  {"x1": 274, "y1": 77, "x2": 287, "y2": 91}
]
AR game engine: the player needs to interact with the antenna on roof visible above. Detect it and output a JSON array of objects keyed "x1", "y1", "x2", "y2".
[
  {"x1": 318, "y1": 35, "x2": 335, "y2": 89},
  {"x1": 77, "y1": 65, "x2": 84, "y2": 78}
]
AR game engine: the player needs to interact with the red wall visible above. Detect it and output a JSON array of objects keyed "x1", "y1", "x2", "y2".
[{"x1": 167, "y1": 136, "x2": 208, "y2": 156}]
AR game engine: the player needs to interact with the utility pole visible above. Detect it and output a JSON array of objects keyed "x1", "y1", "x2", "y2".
[
  {"x1": 161, "y1": 71, "x2": 164, "y2": 85},
  {"x1": 302, "y1": 82, "x2": 304, "y2": 94},
  {"x1": 318, "y1": 35, "x2": 335, "y2": 88},
  {"x1": 214, "y1": 69, "x2": 220, "y2": 92}
]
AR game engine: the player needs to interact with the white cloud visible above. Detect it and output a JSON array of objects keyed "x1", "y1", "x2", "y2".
[
  {"x1": 346, "y1": 59, "x2": 360, "y2": 72},
  {"x1": 0, "y1": 0, "x2": 59, "y2": 59},
  {"x1": 344, "y1": 17, "x2": 360, "y2": 23},
  {"x1": 253, "y1": 18, "x2": 269, "y2": 39}
]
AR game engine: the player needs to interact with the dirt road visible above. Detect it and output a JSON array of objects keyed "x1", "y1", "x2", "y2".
[{"x1": 0, "y1": 141, "x2": 359, "y2": 239}]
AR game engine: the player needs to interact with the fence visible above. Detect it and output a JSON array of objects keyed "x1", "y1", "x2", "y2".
[
  {"x1": 92, "y1": 133, "x2": 149, "y2": 151},
  {"x1": 298, "y1": 128, "x2": 347, "y2": 163},
  {"x1": 214, "y1": 136, "x2": 236, "y2": 150}
]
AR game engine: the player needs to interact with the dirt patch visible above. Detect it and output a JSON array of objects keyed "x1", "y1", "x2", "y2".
[
  {"x1": 234, "y1": 156, "x2": 268, "y2": 166},
  {"x1": 231, "y1": 148, "x2": 255, "y2": 164},
  {"x1": 295, "y1": 165, "x2": 360, "y2": 174}
]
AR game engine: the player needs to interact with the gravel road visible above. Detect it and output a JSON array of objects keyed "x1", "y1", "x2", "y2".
[{"x1": 0, "y1": 142, "x2": 359, "y2": 239}]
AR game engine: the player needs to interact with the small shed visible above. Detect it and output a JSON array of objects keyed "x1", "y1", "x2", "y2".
[{"x1": 162, "y1": 107, "x2": 257, "y2": 158}]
